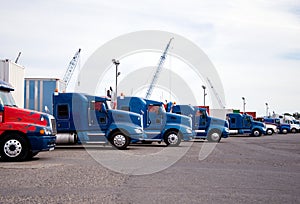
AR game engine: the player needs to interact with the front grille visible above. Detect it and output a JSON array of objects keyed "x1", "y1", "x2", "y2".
[{"x1": 51, "y1": 118, "x2": 57, "y2": 135}]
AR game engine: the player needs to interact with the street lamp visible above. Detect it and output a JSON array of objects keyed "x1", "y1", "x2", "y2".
[
  {"x1": 202, "y1": 85, "x2": 207, "y2": 106},
  {"x1": 265, "y1": 103, "x2": 269, "y2": 117},
  {"x1": 112, "y1": 59, "x2": 120, "y2": 102},
  {"x1": 242, "y1": 97, "x2": 246, "y2": 113}
]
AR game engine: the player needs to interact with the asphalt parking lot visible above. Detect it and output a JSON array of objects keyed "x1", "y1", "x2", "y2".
[{"x1": 1, "y1": 133, "x2": 300, "y2": 204}]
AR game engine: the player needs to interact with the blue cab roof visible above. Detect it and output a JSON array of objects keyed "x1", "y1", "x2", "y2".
[{"x1": 0, "y1": 80, "x2": 14, "y2": 91}]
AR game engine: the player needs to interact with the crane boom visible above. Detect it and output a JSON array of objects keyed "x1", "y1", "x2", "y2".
[
  {"x1": 207, "y1": 77, "x2": 225, "y2": 109},
  {"x1": 145, "y1": 38, "x2": 173, "y2": 99},
  {"x1": 15, "y1": 52, "x2": 21, "y2": 63},
  {"x1": 63, "y1": 48, "x2": 81, "y2": 88}
]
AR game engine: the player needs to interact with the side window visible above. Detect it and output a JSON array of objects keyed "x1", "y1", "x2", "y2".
[
  {"x1": 57, "y1": 104, "x2": 69, "y2": 119},
  {"x1": 148, "y1": 105, "x2": 159, "y2": 113},
  {"x1": 195, "y1": 110, "x2": 202, "y2": 116},
  {"x1": 231, "y1": 118, "x2": 236, "y2": 124},
  {"x1": 94, "y1": 102, "x2": 103, "y2": 112},
  {"x1": 121, "y1": 106, "x2": 130, "y2": 111}
]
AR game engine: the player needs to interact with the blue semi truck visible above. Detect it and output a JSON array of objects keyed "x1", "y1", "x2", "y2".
[
  {"x1": 263, "y1": 118, "x2": 290, "y2": 134},
  {"x1": 52, "y1": 92, "x2": 144, "y2": 149},
  {"x1": 117, "y1": 96, "x2": 193, "y2": 146},
  {"x1": 226, "y1": 113, "x2": 266, "y2": 136},
  {"x1": 170, "y1": 105, "x2": 229, "y2": 142}
]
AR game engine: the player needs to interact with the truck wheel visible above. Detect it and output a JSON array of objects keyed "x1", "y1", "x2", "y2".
[
  {"x1": 291, "y1": 128, "x2": 297, "y2": 133},
  {"x1": 0, "y1": 133, "x2": 30, "y2": 162},
  {"x1": 207, "y1": 130, "x2": 221, "y2": 143},
  {"x1": 282, "y1": 129, "x2": 288, "y2": 134},
  {"x1": 266, "y1": 129, "x2": 274, "y2": 135},
  {"x1": 252, "y1": 129, "x2": 262, "y2": 137},
  {"x1": 164, "y1": 131, "x2": 181, "y2": 146},
  {"x1": 110, "y1": 132, "x2": 130, "y2": 150},
  {"x1": 26, "y1": 152, "x2": 39, "y2": 160}
]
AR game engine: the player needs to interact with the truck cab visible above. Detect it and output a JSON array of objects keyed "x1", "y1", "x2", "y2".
[
  {"x1": 0, "y1": 80, "x2": 56, "y2": 161},
  {"x1": 53, "y1": 92, "x2": 144, "y2": 149},
  {"x1": 281, "y1": 115, "x2": 300, "y2": 133},
  {"x1": 170, "y1": 105, "x2": 229, "y2": 142},
  {"x1": 263, "y1": 118, "x2": 290, "y2": 134},
  {"x1": 117, "y1": 96, "x2": 193, "y2": 146},
  {"x1": 226, "y1": 113, "x2": 266, "y2": 136}
]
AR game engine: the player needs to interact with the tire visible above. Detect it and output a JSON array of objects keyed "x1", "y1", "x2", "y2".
[
  {"x1": 252, "y1": 129, "x2": 262, "y2": 137},
  {"x1": 266, "y1": 129, "x2": 274, "y2": 135},
  {"x1": 164, "y1": 131, "x2": 181, "y2": 146},
  {"x1": 110, "y1": 132, "x2": 130, "y2": 150},
  {"x1": 207, "y1": 130, "x2": 221, "y2": 143},
  {"x1": 0, "y1": 133, "x2": 30, "y2": 162},
  {"x1": 282, "y1": 129, "x2": 288, "y2": 134},
  {"x1": 291, "y1": 128, "x2": 297, "y2": 133},
  {"x1": 26, "y1": 152, "x2": 39, "y2": 160}
]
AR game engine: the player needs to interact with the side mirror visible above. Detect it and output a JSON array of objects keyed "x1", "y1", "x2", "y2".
[
  {"x1": 101, "y1": 103, "x2": 107, "y2": 113},
  {"x1": 44, "y1": 106, "x2": 50, "y2": 114}
]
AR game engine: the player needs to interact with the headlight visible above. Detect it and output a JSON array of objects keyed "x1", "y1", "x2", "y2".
[
  {"x1": 186, "y1": 128, "x2": 192, "y2": 134},
  {"x1": 134, "y1": 128, "x2": 143, "y2": 134},
  {"x1": 40, "y1": 128, "x2": 52, "y2": 135}
]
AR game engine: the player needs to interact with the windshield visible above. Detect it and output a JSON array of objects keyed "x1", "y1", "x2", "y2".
[
  {"x1": 106, "y1": 101, "x2": 112, "y2": 110},
  {"x1": 0, "y1": 90, "x2": 17, "y2": 107},
  {"x1": 160, "y1": 104, "x2": 166, "y2": 113}
]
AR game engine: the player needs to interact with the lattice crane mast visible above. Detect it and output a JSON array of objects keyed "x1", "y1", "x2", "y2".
[
  {"x1": 145, "y1": 38, "x2": 173, "y2": 99},
  {"x1": 207, "y1": 77, "x2": 226, "y2": 109},
  {"x1": 63, "y1": 48, "x2": 81, "y2": 88}
]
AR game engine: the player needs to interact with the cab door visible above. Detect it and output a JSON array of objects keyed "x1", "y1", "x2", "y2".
[
  {"x1": 88, "y1": 101, "x2": 108, "y2": 141},
  {"x1": 243, "y1": 116, "x2": 252, "y2": 129},
  {"x1": 194, "y1": 110, "x2": 207, "y2": 131},
  {"x1": 145, "y1": 105, "x2": 164, "y2": 138}
]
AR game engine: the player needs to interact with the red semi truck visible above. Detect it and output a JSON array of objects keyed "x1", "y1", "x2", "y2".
[{"x1": 0, "y1": 80, "x2": 56, "y2": 161}]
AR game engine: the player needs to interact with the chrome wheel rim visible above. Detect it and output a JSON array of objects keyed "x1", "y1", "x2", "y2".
[
  {"x1": 4, "y1": 139, "x2": 22, "y2": 158},
  {"x1": 113, "y1": 135, "x2": 126, "y2": 147},
  {"x1": 211, "y1": 132, "x2": 220, "y2": 141},
  {"x1": 253, "y1": 130, "x2": 260, "y2": 136},
  {"x1": 168, "y1": 133, "x2": 178, "y2": 144}
]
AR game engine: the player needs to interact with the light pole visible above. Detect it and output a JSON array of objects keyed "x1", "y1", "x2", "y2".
[
  {"x1": 202, "y1": 85, "x2": 207, "y2": 106},
  {"x1": 242, "y1": 97, "x2": 246, "y2": 113},
  {"x1": 265, "y1": 103, "x2": 269, "y2": 117},
  {"x1": 112, "y1": 59, "x2": 120, "y2": 103}
]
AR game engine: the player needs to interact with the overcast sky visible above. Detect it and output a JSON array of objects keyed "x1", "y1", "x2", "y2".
[{"x1": 1, "y1": 0, "x2": 299, "y2": 116}]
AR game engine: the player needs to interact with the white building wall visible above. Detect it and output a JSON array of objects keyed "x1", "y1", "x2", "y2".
[{"x1": 0, "y1": 59, "x2": 25, "y2": 107}]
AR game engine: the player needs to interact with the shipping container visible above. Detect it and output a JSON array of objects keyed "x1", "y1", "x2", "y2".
[
  {"x1": 240, "y1": 111, "x2": 257, "y2": 119},
  {"x1": 0, "y1": 59, "x2": 25, "y2": 107},
  {"x1": 24, "y1": 78, "x2": 66, "y2": 113}
]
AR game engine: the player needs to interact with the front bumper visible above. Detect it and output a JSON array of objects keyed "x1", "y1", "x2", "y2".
[
  {"x1": 28, "y1": 135, "x2": 56, "y2": 152},
  {"x1": 181, "y1": 129, "x2": 193, "y2": 141}
]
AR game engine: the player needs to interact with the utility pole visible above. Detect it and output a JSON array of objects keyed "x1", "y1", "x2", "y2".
[
  {"x1": 242, "y1": 97, "x2": 246, "y2": 113},
  {"x1": 265, "y1": 102, "x2": 269, "y2": 117},
  {"x1": 112, "y1": 59, "x2": 120, "y2": 105},
  {"x1": 202, "y1": 85, "x2": 207, "y2": 106}
]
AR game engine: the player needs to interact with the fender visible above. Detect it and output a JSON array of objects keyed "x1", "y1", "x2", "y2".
[
  {"x1": 107, "y1": 122, "x2": 144, "y2": 140},
  {"x1": 162, "y1": 123, "x2": 193, "y2": 140}
]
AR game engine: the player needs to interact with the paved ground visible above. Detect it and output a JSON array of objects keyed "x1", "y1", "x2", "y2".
[{"x1": 0, "y1": 133, "x2": 300, "y2": 204}]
